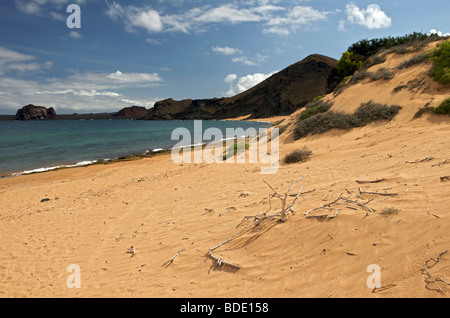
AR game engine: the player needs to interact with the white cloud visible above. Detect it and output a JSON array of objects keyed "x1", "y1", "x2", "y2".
[
  {"x1": 105, "y1": 1, "x2": 331, "y2": 36},
  {"x1": 50, "y1": 11, "x2": 65, "y2": 21},
  {"x1": 69, "y1": 31, "x2": 83, "y2": 39},
  {"x1": 224, "y1": 71, "x2": 277, "y2": 96},
  {"x1": 263, "y1": 26, "x2": 290, "y2": 36},
  {"x1": 428, "y1": 29, "x2": 450, "y2": 37},
  {"x1": 212, "y1": 46, "x2": 242, "y2": 55},
  {"x1": 15, "y1": 0, "x2": 86, "y2": 17},
  {"x1": 0, "y1": 73, "x2": 161, "y2": 114},
  {"x1": 145, "y1": 38, "x2": 163, "y2": 45},
  {"x1": 195, "y1": 4, "x2": 262, "y2": 24},
  {"x1": 132, "y1": 9, "x2": 163, "y2": 33},
  {"x1": 224, "y1": 74, "x2": 237, "y2": 83},
  {"x1": 0, "y1": 46, "x2": 52, "y2": 75},
  {"x1": 343, "y1": 3, "x2": 392, "y2": 29},
  {"x1": 232, "y1": 54, "x2": 267, "y2": 66},
  {"x1": 106, "y1": 70, "x2": 162, "y2": 84}
]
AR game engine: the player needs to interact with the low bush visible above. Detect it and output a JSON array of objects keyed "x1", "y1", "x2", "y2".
[
  {"x1": 294, "y1": 101, "x2": 402, "y2": 139},
  {"x1": 300, "y1": 100, "x2": 333, "y2": 120},
  {"x1": 429, "y1": 40, "x2": 450, "y2": 85},
  {"x1": 369, "y1": 67, "x2": 395, "y2": 81},
  {"x1": 413, "y1": 106, "x2": 435, "y2": 119},
  {"x1": 284, "y1": 147, "x2": 313, "y2": 164},
  {"x1": 396, "y1": 53, "x2": 428, "y2": 70},
  {"x1": 434, "y1": 98, "x2": 450, "y2": 115},
  {"x1": 223, "y1": 140, "x2": 249, "y2": 160}
]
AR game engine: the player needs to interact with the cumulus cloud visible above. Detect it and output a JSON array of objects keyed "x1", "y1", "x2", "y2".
[
  {"x1": 428, "y1": 29, "x2": 450, "y2": 37},
  {"x1": 224, "y1": 74, "x2": 237, "y2": 83},
  {"x1": 224, "y1": 71, "x2": 277, "y2": 96},
  {"x1": 341, "y1": 3, "x2": 392, "y2": 30}
]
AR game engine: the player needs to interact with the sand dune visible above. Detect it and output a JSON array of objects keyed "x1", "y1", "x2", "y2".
[{"x1": 0, "y1": 42, "x2": 449, "y2": 298}]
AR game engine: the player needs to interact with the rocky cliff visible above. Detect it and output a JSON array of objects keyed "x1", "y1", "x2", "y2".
[
  {"x1": 145, "y1": 54, "x2": 338, "y2": 120},
  {"x1": 15, "y1": 104, "x2": 57, "y2": 120}
]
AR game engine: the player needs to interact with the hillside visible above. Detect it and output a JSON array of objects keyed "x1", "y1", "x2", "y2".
[{"x1": 145, "y1": 54, "x2": 337, "y2": 120}]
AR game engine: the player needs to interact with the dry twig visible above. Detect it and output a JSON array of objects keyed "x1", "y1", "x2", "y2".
[
  {"x1": 359, "y1": 188, "x2": 398, "y2": 197},
  {"x1": 208, "y1": 176, "x2": 308, "y2": 269},
  {"x1": 423, "y1": 251, "x2": 450, "y2": 293},
  {"x1": 356, "y1": 179, "x2": 386, "y2": 184},
  {"x1": 162, "y1": 248, "x2": 185, "y2": 267},
  {"x1": 427, "y1": 211, "x2": 441, "y2": 219},
  {"x1": 432, "y1": 159, "x2": 449, "y2": 167},
  {"x1": 406, "y1": 156, "x2": 433, "y2": 164}
]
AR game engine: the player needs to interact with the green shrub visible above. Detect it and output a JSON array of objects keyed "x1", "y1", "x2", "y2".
[
  {"x1": 300, "y1": 100, "x2": 333, "y2": 120},
  {"x1": 295, "y1": 111, "x2": 355, "y2": 139},
  {"x1": 331, "y1": 32, "x2": 442, "y2": 87},
  {"x1": 352, "y1": 101, "x2": 402, "y2": 125},
  {"x1": 335, "y1": 51, "x2": 364, "y2": 78},
  {"x1": 429, "y1": 40, "x2": 450, "y2": 85},
  {"x1": 284, "y1": 147, "x2": 313, "y2": 164},
  {"x1": 313, "y1": 96, "x2": 323, "y2": 102},
  {"x1": 223, "y1": 140, "x2": 249, "y2": 160},
  {"x1": 294, "y1": 101, "x2": 402, "y2": 139},
  {"x1": 434, "y1": 98, "x2": 450, "y2": 115}
]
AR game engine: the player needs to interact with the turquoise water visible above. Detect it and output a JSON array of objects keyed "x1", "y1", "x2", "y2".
[{"x1": 0, "y1": 120, "x2": 271, "y2": 176}]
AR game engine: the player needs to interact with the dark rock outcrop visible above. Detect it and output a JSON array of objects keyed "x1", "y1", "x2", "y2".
[
  {"x1": 113, "y1": 106, "x2": 149, "y2": 119},
  {"x1": 15, "y1": 104, "x2": 57, "y2": 120},
  {"x1": 145, "y1": 54, "x2": 338, "y2": 120}
]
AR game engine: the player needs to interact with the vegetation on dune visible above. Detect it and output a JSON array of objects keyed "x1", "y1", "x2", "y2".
[
  {"x1": 294, "y1": 101, "x2": 402, "y2": 140},
  {"x1": 284, "y1": 147, "x2": 313, "y2": 164},
  {"x1": 299, "y1": 100, "x2": 333, "y2": 120},
  {"x1": 429, "y1": 40, "x2": 450, "y2": 85},
  {"x1": 223, "y1": 140, "x2": 250, "y2": 160},
  {"x1": 330, "y1": 32, "x2": 446, "y2": 89},
  {"x1": 434, "y1": 98, "x2": 450, "y2": 116}
]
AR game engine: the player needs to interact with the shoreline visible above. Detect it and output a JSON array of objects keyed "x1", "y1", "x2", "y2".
[{"x1": 0, "y1": 117, "x2": 281, "y2": 179}]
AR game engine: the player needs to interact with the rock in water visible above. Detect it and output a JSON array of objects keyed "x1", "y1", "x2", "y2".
[{"x1": 15, "y1": 104, "x2": 57, "y2": 120}]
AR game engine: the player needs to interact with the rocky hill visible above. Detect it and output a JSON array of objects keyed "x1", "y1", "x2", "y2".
[
  {"x1": 145, "y1": 54, "x2": 338, "y2": 120},
  {"x1": 15, "y1": 104, "x2": 57, "y2": 120},
  {"x1": 113, "y1": 106, "x2": 149, "y2": 119}
]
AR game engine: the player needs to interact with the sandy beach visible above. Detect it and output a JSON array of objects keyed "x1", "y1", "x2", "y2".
[{"x1": 1, "y1": 42, "x2": 449, "y2": 299}]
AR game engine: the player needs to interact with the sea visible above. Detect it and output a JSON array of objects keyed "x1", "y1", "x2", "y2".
[{"x1": 0, "y1": 119, "x2": 272, "y2": 177}]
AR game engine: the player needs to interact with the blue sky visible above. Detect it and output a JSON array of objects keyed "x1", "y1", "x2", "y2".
[{"x1": 0, "y1": 0, "x2": 448, "y2": 115}]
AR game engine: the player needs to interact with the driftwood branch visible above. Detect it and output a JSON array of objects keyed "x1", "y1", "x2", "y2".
[
  {"x1": 432, "y1": 159, "x2": 449, "y2": 167},
  {"x1": 304, "y1": 190, "x2": 377, "y2": 218},
  {"x1": 162, "y1": 248, "x2": 185, "y2": 267},
  {"x1": 406, "y1": 156, "x2": 433, "y2": 164},
  {"x1": 427, "y1": 211, "x2": 441, "y2": 219},
  {"x1": 359, "y1": 188, "x2": 398, "y2": 197},
  {"x1": 208, "y1": 176, "x2": 308, "y2": 270},
  {"x1": 423, "y1": 251, "x2": 450, "y2": 293},
  {"x1": 356, "y1": 179, "x2": 386, "y2": 184}
]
